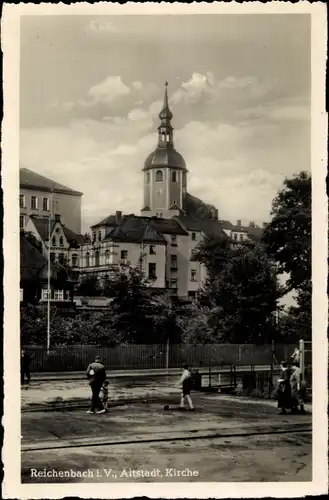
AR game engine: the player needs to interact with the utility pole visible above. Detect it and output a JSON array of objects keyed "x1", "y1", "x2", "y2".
[{"x1": 46, "y1": 191, "x2": 54, "y2": 352}]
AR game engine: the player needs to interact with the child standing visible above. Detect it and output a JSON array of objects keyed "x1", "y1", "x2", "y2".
[
  {"x1": 175, "y1": 364, "x2": 194, "y2": 411},
  {"x1": 101, "y1": 379, "x2": 110, "y2": 412}
]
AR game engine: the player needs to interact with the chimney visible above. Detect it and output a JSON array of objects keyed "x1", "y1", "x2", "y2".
[
  {"x1": 237, "y1": 219, "x2": 241, "y2": 228},
  {"x1": 115, "y1": 211, "x2": 122, "y2": 223},
  {"x1": 211, "y1": 208, "x2": 218, "y2": 220},
  {"x1": 54, "y1": 213, "x2": 61, "y2": 223},
  {"x1": 249, "y1": 221, "x2": 255, "y2": 228}
]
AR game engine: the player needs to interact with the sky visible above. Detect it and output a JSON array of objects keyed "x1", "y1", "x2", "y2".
[{"x1": 20, "y1": 14, "x2": 311, "y2": 233}]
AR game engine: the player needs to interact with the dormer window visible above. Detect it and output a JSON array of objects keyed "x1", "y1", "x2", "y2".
[
  {"x1": 51, "y1": 236, "x2": 56, "y2": 247},
  {"x1": 59, "y1": 236, "x2": 64, "y2": 246},
  {"x1": 155, "y1": 170, "x2": 163, "y2": 183}
]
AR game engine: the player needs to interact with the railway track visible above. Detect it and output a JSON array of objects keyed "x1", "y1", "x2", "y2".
[{"x1": 22, "y1": 422, "x2": 312, "y2": 453}]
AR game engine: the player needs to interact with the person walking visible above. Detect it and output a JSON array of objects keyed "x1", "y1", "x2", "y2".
[
  {"x1": 175, "y1": 364, "x2": 194, "y2": 411},
  {"x1": 277, "y1": 361, "x2": 291, "y2": 415},
  {"x1": 21, "y1": 350, "x2": 32, "y2": 385},
  {"x1": 290, "y1": 361, "x2": 306, "y2": 414},
  {"x1": 86, "y1": 356, "x2": 107, "y2": 414}
]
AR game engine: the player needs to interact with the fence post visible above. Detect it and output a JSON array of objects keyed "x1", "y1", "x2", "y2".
[
  {"x1": 208, "y1": 365, "x2": 211, "y2": 388},
  {"x1": 166, "y1": 338, "x2": 169, "y2": 373},
  {"x1": 299, "y1": 339, "x2": 305, "y2": 380},
  {"x1": 218, "y1": 374, "x2": 221, "y2": 393},
  {"x1": 270, "y1": 340, "x2": 274, "y2": 391}
]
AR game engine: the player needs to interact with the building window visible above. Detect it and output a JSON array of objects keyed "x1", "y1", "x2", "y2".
[
  {"x1": 149, "y1": 245, "x2": 156, "y2": 255},
  {"x1": 146, "y1": 172, "x2": 150, "y2": 184},
  {"x1": 59, "y1": 236, "x2": 64, "y2": 246},
  {"x1": 95, "y1": 250, "x2": 100, "y2": 267},
  {"x1": 121, "y1": 250, "x2": 128, "y2": 262},
  {"x1": 19, "y1": 215, "x2": 25, "y2": 230},
  {"x1": 191, "y1": 232, "x2": 196, "y2": 241},
  {"x1": 72, "y1": 254, "x2": 78, "y2": 267},
  {"x1": 98, "y1": 231, "x2": 102, "y2": 241},
  {"x1": 42, "y1": 197, "x2": 49, "y2": 211},
  {"x1": 170, "y1": 279, "x2": 177, "y2": 289},
  {"x1": 155, "y1": 170, "x2": 163, "y2": 183},
  {"x1": 93, "y1": 232, "x2": 97, "y2": 242},
  {"x1": 41, "y1": 289, "x2": 51, "y2": 300},
  {"x1": 54, "y1": 290, "x2": 64, "y2": 301},
  {"x1": 50, "y1": 252, "x2": 55, "y2": 262},
  {"x1": 58, "y1": 253, "x2": 65, "y2": 265},
  {"x1": 188, "y1": 291, "x2": 196, "y2": 298},
  {"x1": 19, "y1": 194, "x2": 25, "y2": 208},
  {"x1": 233, "y1": 233, "x2": 238, "y2": 241},
  {"x1": 172, "y1": 171, "x2": 177, "y2": 183},
  {"x1": 170, "y1": 255, "x2": 177, "y2": 270},
  {"x1": 31, "y1": 196, "x2": 38, "y2": 210},
  {"x1": 51, "y1": 236, "x2": 56, "y2": 247},
  {"x1": 148, "y1": 263, "x2": 156, "y2": 279},
  {"x1": 105, "y1": 249, "x2": 110, "y2": 265},
  {"x1": 86, "y1": 252, "x2": 90, "y2": 267},
  {"x1": 191, "y1": 270, "x2": 197, "y2": 281},
  {"x1": 171, "y1": 234, "x2": 177, "y2": 246}
]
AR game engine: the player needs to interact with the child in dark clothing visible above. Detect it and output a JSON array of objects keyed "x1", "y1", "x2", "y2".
[{"x1": 101, "y1": 379, "x2": 109, "y2": 411}]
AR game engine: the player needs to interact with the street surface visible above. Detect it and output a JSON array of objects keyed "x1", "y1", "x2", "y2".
[{"x1": 21, "y1": 378, "x2": 312, "y2": 483}]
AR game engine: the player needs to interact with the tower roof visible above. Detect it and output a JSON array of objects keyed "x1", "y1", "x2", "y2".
[
  {"x1": 143, "y1": 81, "x2": 187, "y2": 171},
  {"x1": 159, "y1": 81, "x2": 173, "y2": 122},
  {"x1": 143, "y1": 146, "x2": 186, "y2": 171}
]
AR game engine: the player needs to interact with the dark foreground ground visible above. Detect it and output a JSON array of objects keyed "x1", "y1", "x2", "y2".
[{"x1": 21, "y1": 379, "x2": 312, "y2": 483}]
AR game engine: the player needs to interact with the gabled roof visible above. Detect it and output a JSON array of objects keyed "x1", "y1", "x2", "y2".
[
  {"x1": 62, "y1": 226, "x2": 84, "y2": 246},
  {"x1": 30, "y1": 216, "x2": 55, "y2": 241},
  {"x1": 20, "y1": 235, "x2": 48, "y2": 281},
  {"x1": 29, "y1": 216, "x2": 84, "y2": 246},
  {"x1": 147, "y1": 216, "x2": 188, "y2": 235},
  {"x1": 20, "y1": 168, "x2": 83, "y2": 196},
  {"x1": 98, "y1": 214, "x2": 188, "y2": 238},
  {"x1": 91, "y1": 215, "x2": 119, "y2": 229},
  {"x1": 175, "y1": 215, "x2": 228, "y2": 239},
  {"x1": 241, "y1": 225, "x2": 264, "y2": 240},
  {"x1": 105, "y1": 216, "x2": 167, "y2": 244},
  {"x1": 169, "y1": 203, "x2": 181, "y2": 211}
]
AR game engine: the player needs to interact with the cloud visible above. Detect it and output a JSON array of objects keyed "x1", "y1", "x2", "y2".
[
  {"x1": 87, "y1": 76, "x2": 130, "y2": 104},
  {"x1": 20, "y1": 70, "x2": 310, "y2": 232},
  {"x1": 171, "y1": 72, "x2": 272, "y2": 107}
]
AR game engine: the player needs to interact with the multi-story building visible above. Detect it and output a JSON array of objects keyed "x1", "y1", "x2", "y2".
[
  {"x1": 74, "y1": 83, "x2": 265, "y2": 298},
  {"x1": 19, "y1": 167, "x2": 83, "y2": 234},
  {"x1": 24, "y1": 214, "x2": 84, "y2": 276}
]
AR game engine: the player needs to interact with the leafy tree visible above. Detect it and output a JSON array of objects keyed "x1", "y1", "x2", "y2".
[
  {"x1": 193, "y1": 233, "x2": 233, "y2": 277},
  {"x1": 103, "y1": 265, "x2": 157, "y2": 343},
  {"x1": 199, "y1": 243, "x2": 282, "y2": 343},
  {"x1": 76, "y1": 275, "x2": 102, "y2": 296},
  {"x1": 177, "y1": 303, "x2": 216, "y2": 344},
  {"x1": 262, "y1": 171, "x2": 311, "y2": 296},
  {"x1": 151, "y1": 293, "x2": 183, "y2": 343}
]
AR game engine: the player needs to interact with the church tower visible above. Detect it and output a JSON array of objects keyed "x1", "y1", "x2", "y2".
[{"x1": 141, "y1": 82, "x2": 187, "y2": 219}]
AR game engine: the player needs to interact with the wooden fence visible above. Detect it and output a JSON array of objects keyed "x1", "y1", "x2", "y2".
[{"x1": 22, "y1": 343, "x2": 298, "y2": 373}]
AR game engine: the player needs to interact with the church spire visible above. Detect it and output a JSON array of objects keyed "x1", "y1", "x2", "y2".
[{"x1": 158, "y1": 81, "x2": 173, "y2": 146}]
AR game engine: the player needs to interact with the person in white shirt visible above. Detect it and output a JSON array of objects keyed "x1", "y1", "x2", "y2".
[{"x1": 175, "y1": 364, "x2": 194, "y2": 411}]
